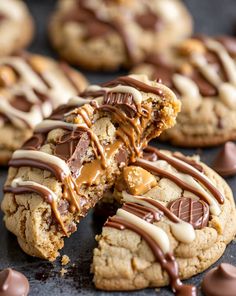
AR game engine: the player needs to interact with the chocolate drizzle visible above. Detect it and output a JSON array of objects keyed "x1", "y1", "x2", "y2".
[
  {"x1": 122, "y1": 202, "x2": 163, "y2": 223},
  {"x1": 142, "y1": 146, "x2": 224, "y2": 204},
  {"x1": 101, "y1": 76, "x2": 164, "y2": 97}
]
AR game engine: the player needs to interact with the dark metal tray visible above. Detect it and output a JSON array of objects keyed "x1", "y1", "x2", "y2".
[{"x1": 1, "y1": 0, "x2": 236, "y2": 295}]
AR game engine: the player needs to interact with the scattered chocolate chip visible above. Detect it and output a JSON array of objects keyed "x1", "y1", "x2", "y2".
[
  {"x1": 172, "y1": 152, "x2": 204, "y2": 172},
  {"x1": 202, "y1": 263, "x2": 236, "y2": 296},
  {"x1": 104, "y1": 92, "x2": 137, "y2": 118},
  {"x1": 168, "y1": 197, "x2": 209, "y2": 229},
  {"x1": 0, "y1": 268, "x2": 29, "y2": 296},
  {"x1": 212, "y1": 142, "x2": 236, "y2": 177},
  {"x1": 22, "y1": 134, "x2": 46, "y2": 150},
  {"x1": 54, "y1": 130, "x2": 90, "y2": 178}
]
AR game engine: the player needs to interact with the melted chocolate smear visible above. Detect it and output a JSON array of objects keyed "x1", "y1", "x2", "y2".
[
  {"x1": 22, "y1": 134, "x2": 46, "y2": 150},
  {"x1": 49, "y1": 104, "x2": 76, "y2": 121},
  {"x1": 212, "y1": 141, "x2": 236, "y2": 177},
  {"x1": 104, "y1": 92, "x2": 137, "y2": 118},
  {"x1": 168, "y1": 197, "x2": 209, "y2": 229},
  {"x1": 54, "y1": 130, "x2": 90, "y2": 178}
]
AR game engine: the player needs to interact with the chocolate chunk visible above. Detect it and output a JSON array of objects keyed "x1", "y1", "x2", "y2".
[
  {"x1": 10, "y1": 95, "x2": 32, "y2": 112},
  {"x1": 49, "y1": 104, "x2": 75, "y2": 121},
  {"x1": 216, "y1": 36, "x2": 236, "y2": 57},
  {"x1": 54, "y1": 130, "x2": 90, "y2": 177},
  {"x1": 212, "y1": 141, "x2": 236, "y2": 177},
  {"x1": 135, "y1": 11, "x2": 162, "y2": 31},
  {"x1": 22, "y1": 134, "x2": 46, "y2": 150},
  {"x1": 104, "y1": 92, "x2": 137, "y2": 118},
  {"x1": 202, "y1": 263, "x2": 236, "y2": 296},
  {"x1": 189, "y1": 69, "x2": 218, "y2": 97},
  {"x1": 0, "y1": 268, "x2": 29, "y2": 296},
  {"x1": 115, "y1": 148, "x2": 128, "y2": 166},
  {"x1": 168, "y1": 197, "x2": 209, "y2": 229}
]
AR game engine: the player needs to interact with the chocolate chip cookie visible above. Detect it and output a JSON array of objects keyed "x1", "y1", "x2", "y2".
[
  {"x1": 49, "y1": 0, "x2": 192, "y2": 71},
  {"x1": 0, "y1": 52, "x2": 87, "y2": 164},
  {"x1": 132, "y1": 36, "x2": 236, "y2": 147},
  {"x1": 0, "y1": 0, "x2": 34, "y2": 55},
  {"x1": 1, "y1": 74, "x2": 180, "y2": 261},
  {"x1": 92, "y1": 147, "x2": 236, "y2": 292}
]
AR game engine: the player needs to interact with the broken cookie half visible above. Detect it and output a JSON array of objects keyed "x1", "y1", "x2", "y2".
[
  {"x1": 1, "y1": 74, "x2": 180, "y2": 261},
  {"x1": 92, "y1": 147, "x2": 236, "y2": 293}
]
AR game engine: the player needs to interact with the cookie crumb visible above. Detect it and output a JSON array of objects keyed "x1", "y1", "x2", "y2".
[
  {"x1": 60, "y1": 268, "x2": 68, "y2": 276},
  {"x1": 61, "y1": 255, "x2": 70, "y2": 266}
]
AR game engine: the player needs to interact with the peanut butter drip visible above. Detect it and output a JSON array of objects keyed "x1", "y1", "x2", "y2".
[
  {"x1": 143, "y1": 146, "x2": 224, "y2": 204},
  {"x1": 105, "y1": 205, "x2": 196, "y2": 296}
]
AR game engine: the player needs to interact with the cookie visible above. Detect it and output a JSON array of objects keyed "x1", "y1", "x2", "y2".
[
  {"x1": 0, "y1": 52, "x2": 88, "y2": 164},
  {"x1": 1, "y1": 74, "x2": 180, "y2": 261},
  {"x1": 92, "y1": 146, "x2": 236, "y2": 292},
  {"x1": 131, "y1": 36, "x2": 236, "y2": 147},
  {"x1": 0, "y1": 0, "x2": 34, "y2": 55},
  {"x1": 48, "y1": 0, "x2": 192, "y2": 71}
]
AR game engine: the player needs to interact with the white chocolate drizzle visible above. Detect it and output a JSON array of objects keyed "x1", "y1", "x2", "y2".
[{"x1": 117, "y1": 208, "x2": 170, "y2": 254}]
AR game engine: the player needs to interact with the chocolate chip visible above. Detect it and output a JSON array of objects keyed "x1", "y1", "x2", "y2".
[
  {"x1": 212, "y1": 141, "x2": 236, "y2": 177},
  {"x1": 0, "y1": 268, "x2": 29, "y2": 296},
  {"x1": 168, "y1": 197, "x2": 209, "y2": 229}
]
